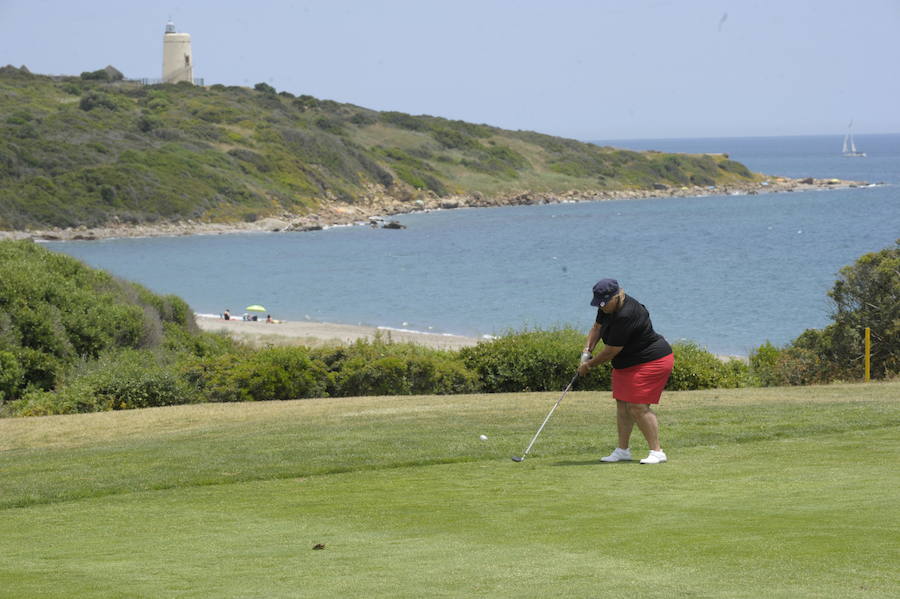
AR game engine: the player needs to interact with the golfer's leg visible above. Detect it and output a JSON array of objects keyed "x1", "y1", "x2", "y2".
[
  {"x1": 616, "y1": 400, "x2": 635, "y2": 449},
  {"x1": 628, "y1": 404, "x2": 661, "y2": 451}
]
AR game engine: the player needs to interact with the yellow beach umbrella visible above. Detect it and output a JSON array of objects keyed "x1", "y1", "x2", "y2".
[{"x1": 245, "y1": 305, "x2": 267, "y2": 312}]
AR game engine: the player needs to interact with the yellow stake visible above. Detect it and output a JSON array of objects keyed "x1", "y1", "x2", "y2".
[{"x1": 864, "y1": 327, "x2": 871, "y2": 382}]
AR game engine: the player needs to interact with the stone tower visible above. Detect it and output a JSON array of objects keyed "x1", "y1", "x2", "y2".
[{"x1": 162, "y1": 20, "x2": 193, "y2": 84}]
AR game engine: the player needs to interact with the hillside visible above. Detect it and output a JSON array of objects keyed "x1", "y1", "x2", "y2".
[{"x1": 0, "y1": 66, "x2": 762, "y2": 232}]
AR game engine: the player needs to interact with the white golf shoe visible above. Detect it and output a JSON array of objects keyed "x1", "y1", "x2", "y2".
[
  {"x1": 600, "y1": 448, "x2": 632, "y2": 462},
  {"x1": 640, "y1": 450, "x2": 668, "y2": 464}
]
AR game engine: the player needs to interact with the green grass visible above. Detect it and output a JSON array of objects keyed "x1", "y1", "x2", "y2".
[{"x1": 1, "y1": 382, "x2": 898, "y2": 597}]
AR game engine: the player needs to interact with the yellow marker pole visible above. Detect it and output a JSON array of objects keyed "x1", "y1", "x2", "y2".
[{"x1": 864, "y1": 327, "x2": 871, "y2": 382}]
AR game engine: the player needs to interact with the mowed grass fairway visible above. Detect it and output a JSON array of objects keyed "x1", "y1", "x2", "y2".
[{"x1": 2, "y1": 382, "x2": 898, "y2": 598}]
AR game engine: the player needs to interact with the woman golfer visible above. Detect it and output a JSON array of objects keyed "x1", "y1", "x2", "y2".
[{"x1": 577, "y1": 279, "x2": 674, "y2": 464}]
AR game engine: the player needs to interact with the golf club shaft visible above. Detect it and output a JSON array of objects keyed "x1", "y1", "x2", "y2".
[{"x1": 518, "y1": 373, "x2": 578, "y2": 458}]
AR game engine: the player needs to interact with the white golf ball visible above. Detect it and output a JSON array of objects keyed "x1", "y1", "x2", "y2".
[{"x1": 479, "y1": 434, "x2": 488, "y2": 441}]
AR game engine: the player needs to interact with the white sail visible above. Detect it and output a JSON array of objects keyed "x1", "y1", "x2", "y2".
[{"x1": 842, "y1": 121, "x2": 866, "y2": 157}]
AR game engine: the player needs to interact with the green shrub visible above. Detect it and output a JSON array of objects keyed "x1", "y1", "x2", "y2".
[
  {"x1": 459, "y1": 328, "x2": 611, "y2": 393},
  {"x1": 749, "y1": 341, "x2": 782, "y2": 386},
  {"x1": 379, "y1": 111, "x2": 427, "y2": 131},
  {"x1": 254, "y1": 82, "x2": 276, "y2": 95},
  {"x1": 311, "y1": 337, "x2": 479, "y2": 397},
  {"x1": 10, "y1": 349, "x2": 196, "y2": 416},
  {"x1": 80, "y1": 69, "x2": 111, "y2": 81},
  {"x1": 137, "y1": 114, "x2": 161, "y2": 132},
  {"x1": 0, "y1": 241, "x2": 203, "y2": 401},
  {"x1": 79, "y1": 91, "x2": 119, "y2": 111},
  {"x1": 336, "y1": 355, "x2": 409, "y2": 396},
  {"x1": 315, "y1": 116, "x2": 344, "y2": 135},
  {"x1": 772, "y1": 346, "x2": 830, "y2": 386},
  {"x1": 293, "y1": 95, "x2": 320, "y2": 111},
  {"x1": 186, "y1": 346, "x2": 330, "y2": 403},
  {"x1": 0, "y1": 350, "x2": 23, "y2": 403},
  {"x1": 405, "y1": 354, "x2": 478, "y2": 395},
  {"x1": 349, "y1": 112, "x2": 376, "y2": 126},
  {"x1": 9, "y1": 347, "x2": 65, "y2": 394},
  {"x1": 163, "y1": 324, "x2": 237, "y2": 358},
  {"x1": 667, "y1": 342, "x2": 748, "y2": 390},
  {"x1": 332, "y1": 353, "x2": 478, "y2": 397}
]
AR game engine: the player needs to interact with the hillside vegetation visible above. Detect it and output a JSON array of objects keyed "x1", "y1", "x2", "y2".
[{"x1": 0, "y1": 66, "x2": 758, "y2": 230}]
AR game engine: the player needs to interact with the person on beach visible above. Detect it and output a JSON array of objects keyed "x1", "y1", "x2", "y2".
[
  {"x1": 223, "y1": 309, "x2": 231, "y2": 320},
  {"x1": 266, "y1": 314, "x2": 273, "y2": 323},
  {"x1": 577, "y1": 279, "x2": 674, "y2": 464}
]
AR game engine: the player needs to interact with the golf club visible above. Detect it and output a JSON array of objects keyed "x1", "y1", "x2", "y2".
[{"x1": 511, "y1": 372, "x2": 579, "y2": 462}]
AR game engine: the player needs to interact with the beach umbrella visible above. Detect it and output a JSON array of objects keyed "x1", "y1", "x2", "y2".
[{"x1": 245, "y1": 305, "x2": 267, "y2": 312}]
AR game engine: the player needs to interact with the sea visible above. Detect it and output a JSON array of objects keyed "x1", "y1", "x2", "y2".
[{"x1": 44, "y1": 134, "x2": 900, "y2": 357}]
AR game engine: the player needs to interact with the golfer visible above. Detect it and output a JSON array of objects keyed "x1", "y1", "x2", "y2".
[{"x1": 577, "y1": 279, "x2": 674, "y2": 464}]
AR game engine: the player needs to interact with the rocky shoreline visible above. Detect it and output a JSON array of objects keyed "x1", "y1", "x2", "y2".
[{"x1": 0, "y1": 176, "x2": 871, "y2": 242}]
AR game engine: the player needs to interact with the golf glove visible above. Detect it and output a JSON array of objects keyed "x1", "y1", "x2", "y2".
[{"x1": 581, "y1": 351, "x2": 592, "y2": 364}]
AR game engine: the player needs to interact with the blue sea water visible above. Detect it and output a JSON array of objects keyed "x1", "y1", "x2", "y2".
[{"x1": 45, "y1": 134, "x2": 899, "y2": 356}]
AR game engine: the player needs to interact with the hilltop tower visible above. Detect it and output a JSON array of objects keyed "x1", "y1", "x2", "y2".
[{"x1": 162, "y1": 20, "x2": 193, "y2": 84}]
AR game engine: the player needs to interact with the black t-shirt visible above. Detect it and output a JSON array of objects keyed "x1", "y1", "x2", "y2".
[{"x1": 596, "y1": 294, "x2": 672, "y2": 369}]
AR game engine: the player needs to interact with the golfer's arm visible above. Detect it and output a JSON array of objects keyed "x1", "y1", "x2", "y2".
[
  {"x1": 585, "y1": 323, "x2": 602, "y2": 353},
  {"x1": 589, "y1": 344, "x2": 622, "y2": 366}
]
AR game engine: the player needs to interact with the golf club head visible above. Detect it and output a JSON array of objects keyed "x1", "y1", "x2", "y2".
[{"x1": 511, "y1": 456, "x2": 525, "y2": 462}]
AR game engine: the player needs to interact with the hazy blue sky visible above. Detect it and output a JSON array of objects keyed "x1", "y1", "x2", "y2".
[{"x1": 2, "y1": 0, "x2": 897, "y2": 140}]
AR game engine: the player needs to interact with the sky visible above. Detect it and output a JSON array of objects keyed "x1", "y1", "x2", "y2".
[{"x1": 1, "y1": 0, "x2": 898, "y2": 140}]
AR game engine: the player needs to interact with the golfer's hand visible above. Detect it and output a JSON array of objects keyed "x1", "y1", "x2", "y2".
[{"x1": 577, "y1": 361, "x2": 592, "y2": 377}]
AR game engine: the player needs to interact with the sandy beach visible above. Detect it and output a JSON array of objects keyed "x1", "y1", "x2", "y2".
[{"x1": 194, "y1": 314, "x2": 482, "y2": 350}]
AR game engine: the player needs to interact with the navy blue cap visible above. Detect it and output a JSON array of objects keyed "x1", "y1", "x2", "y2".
[{"x1": 590, "y1": 278, "x2": 619, "y2": 307}]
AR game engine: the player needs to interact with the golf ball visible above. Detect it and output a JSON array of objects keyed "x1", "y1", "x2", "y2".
[{"x1": 479, "y1": 434, "x2": 488, "y2": 441}]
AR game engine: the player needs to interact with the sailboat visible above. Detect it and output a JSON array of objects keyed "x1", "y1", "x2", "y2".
[{"x1": 842, "y1": 121, "x2": 866, "y2": 157}]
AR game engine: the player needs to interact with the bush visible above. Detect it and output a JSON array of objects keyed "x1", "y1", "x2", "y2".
[
  {"x1": 460, "y1": 328, "x2": 610, "y2": 393},
  {"x1": 667, "y1": 342, "x2": 748, "y2": 390},
  {"x1": 0, "y1": 241, "x2": 203, "y2": 402},
  {"x1": 254, "y1": 82, "x2": 276, "y2": 95},
  {"x1": 315, "y1": 117, "x2": 345, "y2": 135},
  {"x1": 185, "y1": 346, "x2": 330, "y2": 403},
  {"x1": 748, "y1": 341, "x2": 781, "y2": 386},
  {"x1": 80, "y1": 69, "x2": 111, "y2": 81},
  {"x1": 79, "y1": 91, "x2": 119, "y2": 111},
  {"x1": 0, "y1": 350, "x2": 24, "y2": 403},
  {"x1": 333, "y1": 353, "x2": 478, "y2": 396},
  {"x1": 311, "y1": 337, "x2": 479, "y2": 397},
  {"x1": 349, "y1": 112, "x2": 376, "y2": 126},
  {"x1": 10, "y1": 349, "x2": 196, "y2": 416},
  {"x1": 9, "y1": 347, "x2": 65, "y2": 394},
  {"x1": 137, "y1": 114, "x2": 161, "y2": 133},
  {"x1": 379, "y1": 111, "x2": 427, "y2": 131}
]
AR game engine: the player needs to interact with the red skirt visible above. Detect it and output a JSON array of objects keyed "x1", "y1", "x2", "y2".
[{"x1": 611, "y1": 353, "x2": 674, "y2": 404}]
